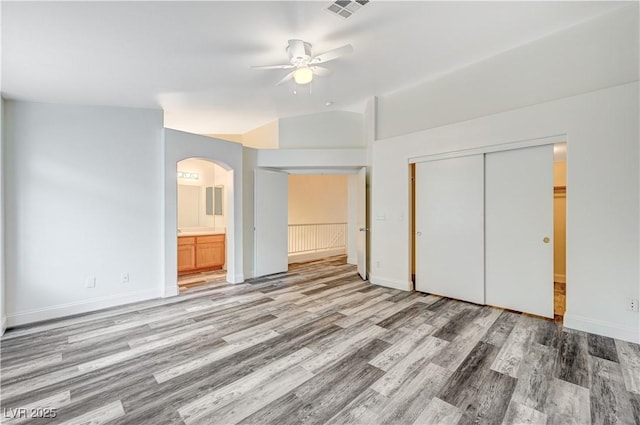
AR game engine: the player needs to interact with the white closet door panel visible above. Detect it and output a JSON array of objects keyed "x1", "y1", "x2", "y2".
[
  {"x1": 485, "y1": 145, "x2": 554, "y2": 318},
  {"x1": 254, "y1": 169, "x2": 288, "y2": 277},
  {"x1": 415, "y1": 155, "x2": 485, "y2": 304}
]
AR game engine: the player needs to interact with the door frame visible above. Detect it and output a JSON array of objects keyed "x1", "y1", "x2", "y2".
[
  {"x1": 165, "y1": 157, "x2": 237, "y2": 297},
  {"x1": 262, "y1": 166, "x2": 367, "y2": 277},
  {"x1": 409, "y1": 135, "x2": 565, "y2": 164}
]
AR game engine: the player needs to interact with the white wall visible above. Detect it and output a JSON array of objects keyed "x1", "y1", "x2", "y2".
[
  {"x1": 371, "y1": 82, "x2": 639, "y2": 343},
  {"x1": 207, "y1": 133, "x2": 244, "y2": 145},
  {"x1": 257, "y1": 148, "x2": 366, "y2": 169},
  {"x1": 4, "y1": 101, "x2": 164, "y2": 326},
  {"x1": 347, "y1": 174, "x2": 358, "y2": 265},
  {"x1": 377, "y1": 4, "x2": 639, "y2": 140},
  {"x1": 0, "y1": 0, "x2": 4, "y2": 334},
  {"x1": 164, "y1": 129, "x2": 245, "y2": 291},
  {"x1": 0, "y1": 97, "x2": 5, "y2": 334},
  {"x1": 242, "y1": 120, "x2": 279, "y2": 149},
  {"x1": 214, "y1": 164, "x2": 230, "y2": 229},
  {"x1": 242, "y1": 148, "x2": 257, "y2": 279},
  {"x1": 279, "y1": 111, "x2": 364, "y2": 149},
  {"x1": 288, "y1": 175, "x2": 348, "y2": 225}
]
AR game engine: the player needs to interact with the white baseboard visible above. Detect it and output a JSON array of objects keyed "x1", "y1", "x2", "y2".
[
  {"x1": 164, "y1": 285, "x2": 179, "y2": 298},
  {"x1": 6, "y1": 289, "x2": 162, "y2": 328},
  {"x1": 563, "y1": 313, "x2": 639, "y2": 344},
  {"x1": 1, "y1": 316, "x2": 7, "y2": 336},
  {"x1": 228, "y1": 273, "x2": 244, "y2": 284},
  {"x1": 288, "y1": 248, "x2": 346, "y2": 264},
  {"x1": 369, "y1": 274, "x2": 412, "y2": 291},
  {"x1": 554, "y1": 273, "x2": 566, "y2": 283}
]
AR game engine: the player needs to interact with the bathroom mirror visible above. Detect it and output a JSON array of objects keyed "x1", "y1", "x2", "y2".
[
  {"x1": 177, "y1": 184, "x2": 200, "y2": 227},
  {"x1": 214, "y1": 186, "x2": 223, "y2": 215},
  {"x1": 205, "y1": 186, "x2": 214, "y2": 215}
]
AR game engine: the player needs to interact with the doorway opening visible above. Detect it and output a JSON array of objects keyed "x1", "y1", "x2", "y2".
[
  {"x1": 176, "y1": 158, "x2": 232, "y2": 292},
  {"x1": 287, "y1": 174, "x2": 351, "y2": 266},
  {"x1": 253, "y1": 167, "x2": 367, "y2": 281},
  {"x1": 553, "y1": 143, "x2": 567, "y2": 320}
]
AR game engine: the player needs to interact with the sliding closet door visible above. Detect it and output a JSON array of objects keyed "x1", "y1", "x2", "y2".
[
  {"x1": 415, "y1": 155, "x2": 484, "y2": 304},
  {"x1": 485, "y1": 145, "x2": 554, "y2": 318}
]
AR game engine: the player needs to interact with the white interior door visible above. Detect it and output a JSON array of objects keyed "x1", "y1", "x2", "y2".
[
  {"x1": 415, "y1": 155, "x2": 485, "y2": 304},
  {"x1": 485, "y1": 145, "x2": 554, "y2": 318},
  {"x1": 254, "y1": 168, "x2": 288, "y2": 277},
  {"x1": 357, "y1": 167, "x2": 367, "y2": 280}
]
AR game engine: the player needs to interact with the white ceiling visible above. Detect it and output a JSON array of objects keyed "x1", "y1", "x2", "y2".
[{"x1": 2, "y1": 1, "x2": 628, "y2": 134}]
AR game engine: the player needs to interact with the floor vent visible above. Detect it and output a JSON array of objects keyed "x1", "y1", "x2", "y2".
[{"x1": 326, "y1": 0, "x2": 370, "y2": 19}]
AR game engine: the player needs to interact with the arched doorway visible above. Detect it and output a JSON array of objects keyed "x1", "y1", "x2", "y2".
[
  {"x1": 175, "y1": 158, "x2": 233, "y2": 292},
  {"x1": 163, "y1": 128, "x2": 244, "y2": 298}
]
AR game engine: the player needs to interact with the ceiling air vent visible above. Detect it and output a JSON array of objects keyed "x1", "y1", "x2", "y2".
[{"x1": 326, "y1": 0, "x2": 370, "y2": 19}]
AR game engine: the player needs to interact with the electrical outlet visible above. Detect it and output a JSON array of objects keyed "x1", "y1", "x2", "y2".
[
  {"x1": 85, "y1": 276, "x2": 96, "y2": 288},
  {"x1": 627, "y1": 298, "x2": 639, "y2": 312},
  {"x1": 121, "y1": 272, "x2": 130, "y2": 283}
]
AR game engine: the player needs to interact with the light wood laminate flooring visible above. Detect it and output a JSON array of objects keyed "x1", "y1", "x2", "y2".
[
  {"x1": 178, "y1": 269, "x2": 227, "y2": 292},
  {"x1": 1, "y1": 257, "x2": 638, "y2": 425}
]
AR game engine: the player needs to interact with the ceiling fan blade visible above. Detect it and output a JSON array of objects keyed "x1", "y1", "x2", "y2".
[
  {"x1": 310, "y1": 44, "x2": 353, "y2": 64},
  {"x1": 311, "y1": 66, "x2": 331, "y2": 77},
  {"x1": 251, "y1": 64, "x2": 295, "y2": 70},
  {"x1": 276, "y1": 70, "x2": 296, "y2": 85}
]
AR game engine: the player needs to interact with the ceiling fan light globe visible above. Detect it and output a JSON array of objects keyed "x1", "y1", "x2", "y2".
[{"x1": 293, "y1": 68, "x2": 313, "y2": 85}]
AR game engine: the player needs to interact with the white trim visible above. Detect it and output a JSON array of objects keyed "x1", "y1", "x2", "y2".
[
  {"x1": 288, "y1": 248, "x2": 346, "y2": 264},
  {"x1": 229, "y1": 273, "x2": 244, "y2": 284},
  {"x1": 1, "y1": 316, "x2": 7, "y2": 336},
  {"x1": 164, "y1": 285, "x2": 179, "y2": 297},
  {"x1": 409, "y1": 134, "x2": 565, "y2": 164},
  {"x1": 554, "y1": 273, "x2": 566, "y2": 284},
  {"x1": 257, "y1": 148, "x2": 367, "y2": 169},
  {"x1": 6, "y1": 289, "x2": 162, "y2": 328},
  {"x1": 370, "y1": 274, "x2": 412, "y2": 291},
  {"x1": 563, "y1": 313, "x2": 639, "y2": 344}
]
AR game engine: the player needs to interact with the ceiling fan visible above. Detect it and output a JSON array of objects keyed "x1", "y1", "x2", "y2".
[{"x1": 251, "y1": 39, "x2": 353, "y2": 86}]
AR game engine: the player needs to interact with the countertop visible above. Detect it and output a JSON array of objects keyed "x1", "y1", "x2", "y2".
[{"x1": 178, "y1": 230, "x2": 225, "y2": 237}]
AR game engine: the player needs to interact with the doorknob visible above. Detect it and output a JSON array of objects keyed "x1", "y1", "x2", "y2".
[
  {"x1": 359, "y1": 228, "x2": 368, "y2": 232},
  {"x1": 417, "y1": 231, "x2": 422, "y2": 236},
  {"x1": 543, "y1": 237, "x2": 550, "y2": 243}
]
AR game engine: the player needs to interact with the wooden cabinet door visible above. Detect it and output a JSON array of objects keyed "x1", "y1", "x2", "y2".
[
  {"x1": 195, "y1": 242, "x2": 219, "y2": 268},
  {"x1": 195, "y1": 238, "x2": 225, "y2": 269},
  {"x1": 177, "y1": 244, "x2": 196, "y2": 272}
]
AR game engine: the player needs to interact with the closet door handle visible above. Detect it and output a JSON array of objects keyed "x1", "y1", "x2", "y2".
[
  {"x1": 417, "y1": 231, "x2": 422, "y2": 237},
  {"x1": 543, "y1": 237, "x2": 550, "y2": 243}
]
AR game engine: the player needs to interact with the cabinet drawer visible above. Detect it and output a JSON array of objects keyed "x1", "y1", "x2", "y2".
[
  {"x1": 196, "y1": 234, "x2": 225, "y2": 244},
  {"x1": 178, "y1": 236, "x2": 195, "y2": 245}
]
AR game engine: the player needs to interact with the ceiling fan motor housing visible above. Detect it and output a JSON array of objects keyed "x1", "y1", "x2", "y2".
[{"x1": 287, "y1": 39, "x2": 312, "y2": 67}]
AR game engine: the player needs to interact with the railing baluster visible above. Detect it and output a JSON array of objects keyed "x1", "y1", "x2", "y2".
[{"x1": 287, "y1": 223, "x2": 347, "y2": 255}]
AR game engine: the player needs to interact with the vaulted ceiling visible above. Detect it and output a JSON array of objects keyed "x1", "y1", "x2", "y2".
[{"x1": 2, "y1": 1, "x2": 628, "y2": 134}]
